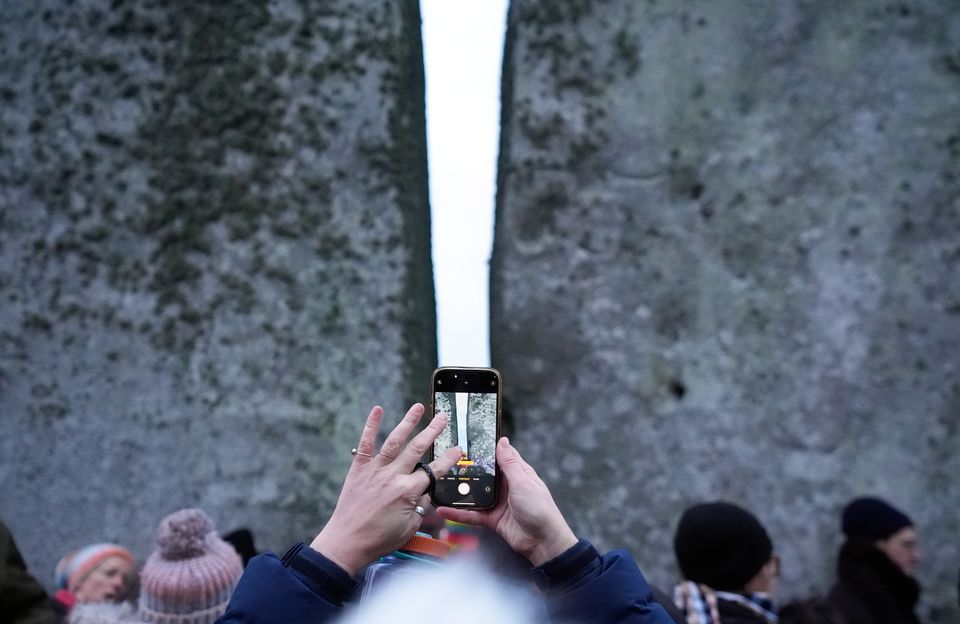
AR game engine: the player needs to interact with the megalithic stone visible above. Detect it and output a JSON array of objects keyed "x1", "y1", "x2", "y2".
[
  {"x1": 0, "y1": 0, "x2": 434, "y2": 581},
  {"x1": 466, "y1": 390, "x2": 496, "y2": 474},
  {"x1": 434, "y1": 390, "x2": 458, "y2": 452},
  {"x1": 492, "y1": 1, "x2": 960, "y2": 617}
]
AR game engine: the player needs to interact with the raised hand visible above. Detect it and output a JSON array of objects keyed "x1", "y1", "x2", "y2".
[
  {"x1": 310, "y1": 404, "x2": 462, "y2": 575},
  {"x1": 437, "y1": 437, "x2": 577, "y2": 566}
]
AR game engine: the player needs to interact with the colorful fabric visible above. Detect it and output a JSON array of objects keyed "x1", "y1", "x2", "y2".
[
  {"x1": 714, "y1": 591, "x2": 778, "y2": 623},
  {"x1": 674, "y1": 582, "x2": 778, "y2": 624},
  {"x1": 674, "y1": 581, "x2": 720, "y2": 624}
]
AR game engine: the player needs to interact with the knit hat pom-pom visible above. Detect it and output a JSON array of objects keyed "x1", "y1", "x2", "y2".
[{"x1": 156, "y1": 508, "x2": 215, "y2": 560}]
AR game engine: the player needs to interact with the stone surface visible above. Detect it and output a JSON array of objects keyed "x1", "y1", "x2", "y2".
[
  {"x1": 493, "y1": 1, "x2": 959, "y2": 620},
  {"x1": 0, "y1": 0, "x2": 435, "y2": 584}
]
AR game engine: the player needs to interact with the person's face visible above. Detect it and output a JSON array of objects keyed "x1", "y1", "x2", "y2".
[
  {"x1": 877, "y1": 527, "x2": 920, "y2": 576},
  {"x1": 73, "y1": 556, "x2": 135, "y2": 603},
  {"x1": 743, "y1": 555, "x2": 780, "y2": 595}
]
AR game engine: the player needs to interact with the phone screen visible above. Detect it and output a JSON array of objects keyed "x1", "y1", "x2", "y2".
[{"x1": 430, "y1": 367, "x2": 500, "y2": 509}]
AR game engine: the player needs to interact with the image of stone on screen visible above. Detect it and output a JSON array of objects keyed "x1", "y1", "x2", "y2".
[
  {"x1": 434, "y1": 391, "x2": 458, "y2": 452},
  {"x1": 466, "y1": 391, "x2": 496, "y2": 474},
  {"x1": 434, "y1": 391, "x2": 497, "y2": 475}
]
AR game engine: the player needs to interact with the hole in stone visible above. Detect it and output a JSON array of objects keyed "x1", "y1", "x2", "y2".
[{"x1": 669, "y1": 379, "x2": 686, "y2": 400}]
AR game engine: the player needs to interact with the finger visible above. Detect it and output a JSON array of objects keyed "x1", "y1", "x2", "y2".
[
  {"x1": 353, "y1": 406, "x2": 383, "y2": 461},
  {"x1": 396, "y1": 411, "x2": 451, "y2": 470},
  {"x1": 436, "y1": 506, "x2": 490, "y2": 527},
  {"x1": 428, "y1": 444, "x2": 462, "y2": 477},
  {"x1": 378, "y1": 403, "x2": 425, "y2": 461},
  {"x1": 436, "y1": 466, "x2": 509, "y2": 528},
  {"x1": 410, "y1": 443, "x2": 460, "y2": 491},
  {"x1": 407, "y1": 444, "x2": 460, "y2": 496},
  {"x1": 494, "y1": 437, "x2": 540, "y2": 492},
  {"x1": 412, "y1": 493, "x2": 432, "y2": 519},
  {"x1": 505, "y1": 439, "x2": 551, "y2": 492},
  {"x1": 501, "y1": 437, "x2": 539, "y2": 479},
  {"x1": 495, "y1": 436, "x2": 525, "y2": 478}
]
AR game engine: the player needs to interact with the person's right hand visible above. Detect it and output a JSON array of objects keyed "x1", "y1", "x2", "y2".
[
  {"x1": 437, "y1": 437, "x2": 578, "y2": 567},
  {"x1": 309, "y1": 404, "x2": 462, "y2": 576}
]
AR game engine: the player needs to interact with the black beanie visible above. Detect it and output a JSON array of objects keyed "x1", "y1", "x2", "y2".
[
  {"x1": 841, "y1": 497, "x2": 912, "y2": 541},
  {"x1": 673, "y1": 501, "x2": 773, "y2": 592}
]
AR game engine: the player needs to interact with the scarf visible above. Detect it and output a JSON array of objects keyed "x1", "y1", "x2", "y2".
[{"x1": 674, "y1": 581, "x2": 778, "y2": 624}]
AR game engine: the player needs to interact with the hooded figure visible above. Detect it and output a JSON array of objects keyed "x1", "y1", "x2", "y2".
[
  {"x1": 828, "y1": 497, "x2": 921, "y2": 624},
  {"x1": 0, "y1": 519, "x2": 57, "y2": 624}
]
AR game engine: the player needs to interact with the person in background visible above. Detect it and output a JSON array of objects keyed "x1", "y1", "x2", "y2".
[
  {"x1": 137, "y1": 508, "x2": 243, "y2": 624},
  {"x1": 0, "y1": 518, "x2": 57, "y2": 624},
  {"x1": 222, "y1": 528, "x2": 258, "y2": 567},
  {"x1": 672, "y1": 501, "x2": 780, "y2": 624},
  {"x1": 52, "y1": 543, "x2": 136, "y2": 616},
  {"x1": 217, "y1": 403, "x2": 674, "y2": 624},
  {"x1": 828, "y1": 496, "x2": 921, "y2": 624},
  {"x1": 777, "y1": 597, "x2": 846, "y2": 624}
]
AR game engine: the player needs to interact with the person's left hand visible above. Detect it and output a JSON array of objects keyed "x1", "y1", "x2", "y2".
[
  {"x1": 437, "y1": 436, "x2": 577, "y2": 567},
  {"x1": 309, "y1": 404, "x2": 462, "y2": 575}
]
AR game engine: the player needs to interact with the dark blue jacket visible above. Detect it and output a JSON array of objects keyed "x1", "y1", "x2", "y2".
[{"x1": 218, "y1": 539, "x2": 674, "y2": 624}]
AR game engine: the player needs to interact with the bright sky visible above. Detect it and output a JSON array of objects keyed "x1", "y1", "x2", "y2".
[{"x1": 421, "y1": 0, "x2": 509, "y2": 368}]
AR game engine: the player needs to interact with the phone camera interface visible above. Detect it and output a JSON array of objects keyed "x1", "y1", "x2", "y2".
[
  {"x1": 434, "y1": 389, "x2": 496, "y2": 476},
  {"x1": 433, "y1": 373, "x2": 497, "y2": 505}
]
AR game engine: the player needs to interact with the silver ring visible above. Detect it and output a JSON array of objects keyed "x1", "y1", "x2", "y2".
[
  {"x1": 414, "y1": 505, "x2": 426, "y2": 516},
  {"x1": 351, "y1": 448, "x2": 372, "y2": 458},
  {"x1": 379, "y1": 450, "x2": 397, "y2": 460}
]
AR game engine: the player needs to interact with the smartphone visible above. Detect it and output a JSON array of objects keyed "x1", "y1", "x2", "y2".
[{"x1": 429, "y1": 367, "x2": 501, "y2": 509}]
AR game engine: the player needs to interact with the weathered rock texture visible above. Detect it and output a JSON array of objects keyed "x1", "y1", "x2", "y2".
[
  {"x1": 492, "y1": 1, "x2": 959, "y2": 620},
  {"x1": 0, "y1": 0, "x2": 435, "y2": 583}
]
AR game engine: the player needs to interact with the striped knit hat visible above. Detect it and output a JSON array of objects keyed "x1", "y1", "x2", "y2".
[
  {"x1": 56, "y1": 543, "x2": 136, "y2": 592},
  {"x1": 137, "y1": 508, "x2": 243, "y2": 624}
]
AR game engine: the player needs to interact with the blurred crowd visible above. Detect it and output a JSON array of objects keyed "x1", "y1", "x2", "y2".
[{"x1": 1, "y1": 405, "x2": 954, "y2": 624}]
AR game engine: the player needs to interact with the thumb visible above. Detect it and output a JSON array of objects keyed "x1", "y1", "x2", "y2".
[
  {"x1": 436, "y1": 507, "x2": 488, "y2": 527},
  {"x1": 496, "y1": 436, "x2": 525, "y2": 482}
]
